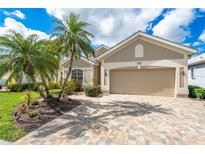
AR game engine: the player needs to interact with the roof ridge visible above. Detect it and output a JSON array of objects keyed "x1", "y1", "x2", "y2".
[{"x1": 95, "y1": 44, "x2": 110, "y2": 51}]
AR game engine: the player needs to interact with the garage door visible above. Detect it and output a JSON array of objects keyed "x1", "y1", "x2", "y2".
[{"x1": 110, "y1": 68, "x2": 175, "y2": 97}]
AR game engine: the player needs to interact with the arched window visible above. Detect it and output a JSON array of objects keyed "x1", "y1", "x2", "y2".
[
  {"x1": 71, "y1": 69, "x2": 83, "y2": 82},
  {"x1": 135, "y1": 44, "x2": 144, "y2": 58}
]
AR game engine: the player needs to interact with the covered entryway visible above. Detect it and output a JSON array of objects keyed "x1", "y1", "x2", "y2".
[{"x1": 110, "y1": 68, "x2": 175, "y2": 97}]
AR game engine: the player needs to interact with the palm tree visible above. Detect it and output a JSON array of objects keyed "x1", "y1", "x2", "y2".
[
  {"x1": 0, "y1": 30, "x2": 59, "y2": 98},
  {"x1": 51, "y1": 13, "x2": 95, "y2": 98}
]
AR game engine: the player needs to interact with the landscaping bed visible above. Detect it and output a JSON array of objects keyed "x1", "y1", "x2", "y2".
[{"x1": 13, "y1": 95, "x2": 81, "y2": 132}]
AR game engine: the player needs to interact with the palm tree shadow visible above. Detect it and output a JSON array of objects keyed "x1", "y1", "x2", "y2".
[{"x1": 33, "y1": 99, "x2": 172, "y2": 140}]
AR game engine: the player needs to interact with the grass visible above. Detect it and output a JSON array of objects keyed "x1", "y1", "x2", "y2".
[
  {"x1": 49, "y1": 89, "x2": 61, "y2": 94},
  {"x1": 0, "y1": 92, "x2": 39, "y2": 142}
]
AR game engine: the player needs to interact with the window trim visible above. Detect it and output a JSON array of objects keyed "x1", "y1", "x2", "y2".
[
  {"x1": 104, "y1": 70, "x2": 107, "y2": 86},
  {"x1": 135, "y1": 44, "x2": 144, "y2": 58},
  {"x1": 180, "y1": 67, "x2": 185, "y2": 88},
  {"x1": 191, "y1": 67, "x2": 196, "y2": 79},
  {"x1": 71, "y1": 69, "x2": 83, "y2": 82}
]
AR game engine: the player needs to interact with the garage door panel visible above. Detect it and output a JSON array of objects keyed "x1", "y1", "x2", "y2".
[{"x1": 110, "y1": 68, "x2": 175, "y2": 97}]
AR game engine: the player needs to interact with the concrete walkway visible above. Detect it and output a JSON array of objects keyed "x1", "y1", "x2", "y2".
[
  {"x1": 0, "y1": 140, "x2": 11, "y2": 145},
  {"x1": 16, "y1": 94, "x2": 205, "y2": 145}
]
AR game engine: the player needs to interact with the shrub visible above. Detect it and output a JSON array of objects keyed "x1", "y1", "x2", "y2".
[
  {"x1": 188, "y1": 85, "x2": 199, "y2": 98},
  {"x1": 64, "y1": 86, "x2": 72, "y2": 95},
  {"x1": 24, "y1": 91, "x2": 32, "y2": 106},
  {"x1": 48, "y1": 81, "x2": 61, "y2": 89},
  {"x1": 188, "y1": 85, "x2": 205, "y2": 99},
  {"x1": 31, "y1": 101, "x2": 39, "y2": 106},
  {"x1": 9, "y1": 83, "x2": 36, "y2": 92},
  {"x1": 194, "y1": 88, "x2": 205, "y2": 99},
  {"x1": 84, "y1": 85, "x2": 100, "y2": 97},
  {"x1": 64, "y1": 80, "x2": 82, "y2": 94},
  {"x1": 28, "y1": 112, "x2": 38, "y2": 118}
]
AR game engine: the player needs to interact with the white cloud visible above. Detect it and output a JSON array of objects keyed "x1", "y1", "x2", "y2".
[
  {"x1": 0, "y1": 18, "x2": 49, "y2": 39},
  {"x1": 46, "y1": 8, "x2": 163, "y2": 46},
  {"x1": 3, "y1": 10, "x2": 26, "y2": 19},
  {"x1": 191, "y1": 29, "x2": 205, "y2": 47},
  {"x1": 152, "y1": 9, "x2": 196, "y2": 42},
  {"x1": 199, "y1": 30, "x2": 205, "y2": 42},
  {"x1": 99, "y1": 16, "x2": 115, "y2": 35},
  {"x1": 199, "y1": 8, "x2": 205, "y2": 12},
  {"x1": 192, "y1": 41, "x2": 201, "y2": 46},
  {"x1": 183, "y1": 42, "x2": 191, "y2": 46}
]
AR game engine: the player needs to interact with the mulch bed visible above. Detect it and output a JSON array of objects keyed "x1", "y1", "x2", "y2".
[{"x1": 13, "y1": 95, "x2": 81, "y2": 132}]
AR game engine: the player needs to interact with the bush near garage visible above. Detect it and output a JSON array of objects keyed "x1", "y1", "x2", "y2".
[
  {"x1": 188, "y1": 85, "x2": 205, "y2": 99},
  {"x1": 84, "y1": 85, "x2": 101, "y2": 97}
]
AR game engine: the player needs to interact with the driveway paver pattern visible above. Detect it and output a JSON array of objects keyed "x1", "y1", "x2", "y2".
[{"x1": 16, "y1": 94, "x2": 205, "y2": 144}]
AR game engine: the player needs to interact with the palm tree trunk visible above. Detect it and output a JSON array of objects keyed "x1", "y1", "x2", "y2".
[
  {"x1": 31, "y1": 77, "x2": 46, "y2": 99},
  {"x1": 38, "y1": 86, "x2": 46, "y2": 99},
  {"x1": 58, "y1": 53, "x2": 74, "y2": 98},
  {"x1": 40, "y1": 75, "x2": 50, "y2": 97}
]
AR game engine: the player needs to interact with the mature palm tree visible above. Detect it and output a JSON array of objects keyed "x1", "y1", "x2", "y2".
[
  {"x1": 0, "y1": 30, "x2": 59, "y2": 98},
  {"x1": 51, "y1": 13, "x2": 95, "y2": 98}
]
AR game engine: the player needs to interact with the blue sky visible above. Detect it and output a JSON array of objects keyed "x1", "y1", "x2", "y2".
[{"x1": 1, "y1": 8, "x2": 205, "y2": 57}]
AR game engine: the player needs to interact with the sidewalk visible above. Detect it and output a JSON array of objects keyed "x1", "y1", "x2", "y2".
[{"x1": 0, "y1": 140, "x2": 11, "y2": 145}]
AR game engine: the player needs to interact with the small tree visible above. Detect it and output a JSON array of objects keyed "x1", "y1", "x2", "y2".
[
  {"x1": 51, "y1": 13, "x2": 95, "y2": 98},
  {"x1": 0, "y1": 30, "x2": 59, "y2": 98},
  {"x1": 24, "y1": 91, "x2": 32, "y2": 106}
]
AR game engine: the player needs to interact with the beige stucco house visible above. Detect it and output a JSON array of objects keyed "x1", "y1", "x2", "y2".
[{"x1": 58, "y1": 31, "x2": 197, "y2": 97}]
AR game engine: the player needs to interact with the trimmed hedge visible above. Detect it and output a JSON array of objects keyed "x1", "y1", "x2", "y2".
[
  {"x1": 188, "y1": 85, "x2": 205, "y2": 99},
  {"x1": 8, "y1": 83, "x2": 36, "y2": 92},
  {"x1": 64, "y1": 80, "x2": 82, "y2": 94},
  {"x1": 84, "y1": 85, "x2": 100, "y2": 97}
]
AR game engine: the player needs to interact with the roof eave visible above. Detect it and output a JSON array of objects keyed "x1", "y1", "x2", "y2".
[{"x1": 60, "y1": 57, "x2": 96, "y2": 66}]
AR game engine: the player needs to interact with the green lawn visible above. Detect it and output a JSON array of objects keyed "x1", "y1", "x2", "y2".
[
  {"x1": 49, "y1": 89, "x2": 61, "y2": 94},
  {"x1": 0, "y1": 92, "x2": 39, "y2": 142}
]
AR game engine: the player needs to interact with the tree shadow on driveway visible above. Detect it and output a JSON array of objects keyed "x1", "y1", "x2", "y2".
[{"x1": 32, "y1": 99, "x2": 172, "y2": 140}]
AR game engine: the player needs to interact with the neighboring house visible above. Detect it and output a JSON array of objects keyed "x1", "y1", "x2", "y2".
[
  {"x1": 0, "y1": 73, "x2": 10, "y2": 86},
  {"x1": 59, "y1": 31, "x2": 197, "y2": 97},
  {"x1": 188, "y1": 53, "x2": 205, "y2": 88},
  {"x1": 0, "y1": 72, "x2": 37, "y2": 86}
]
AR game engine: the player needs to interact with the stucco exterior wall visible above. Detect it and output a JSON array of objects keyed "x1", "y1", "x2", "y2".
[
  {"x1": 188, "y1": 63, "x2": 205, "y2": 88},
  {"x1": 104, "y1": 39, "x2": 184, "y2": 63},
  {"x1": 101, "y1": 39, "x2": 189, "y2": 97},
  {"x1": 95, "y1": 47, "x2": 109, "y2": 57},
  {"x1": 59, "y1": 58, "x2": 94, "y2": 85}
]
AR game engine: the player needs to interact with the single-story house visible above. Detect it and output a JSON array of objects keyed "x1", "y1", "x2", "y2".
[
  {"x1": 188, "y1": 53, "x2": 205, "y2": 88},
  {"x1": 59, "y1": 31, "x2": 197, "y2": 97},
  {"x1": 0, "y1": 73, "x2": 10, "y2": 86}
]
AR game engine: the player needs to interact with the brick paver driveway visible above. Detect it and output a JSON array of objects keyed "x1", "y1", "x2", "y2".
[{"x1": 16, "y1": 94, "x2": 205, "y2": 144}]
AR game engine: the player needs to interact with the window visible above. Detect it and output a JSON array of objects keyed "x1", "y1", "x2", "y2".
[
  {"x1": 71, "y1": 69, "x2": 83, "y2": 82},
  {"x1": 191, "y1": 67, "x2": 195, "y2": 79},
  {"x1": 135, "y1": 44, "x2": 144, "y2": 58},
  {"x1": 104, "y1": 70, "x2": 108, "y2": 85},
  {"x1": 60, "y1": 71, "x2": 63, "y2": 81}
]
